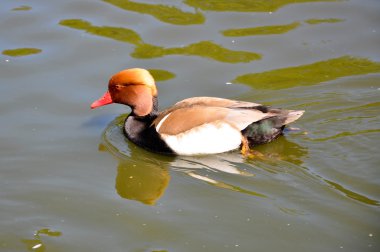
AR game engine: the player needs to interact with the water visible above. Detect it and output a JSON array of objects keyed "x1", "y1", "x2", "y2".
[{"x1": 1, "y1": 0, "x2": 379, "y2": 251}]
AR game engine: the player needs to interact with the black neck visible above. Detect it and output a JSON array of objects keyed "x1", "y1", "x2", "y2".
[{"x1": 124, "y1": 96, "x2": 174, "y2": 155}]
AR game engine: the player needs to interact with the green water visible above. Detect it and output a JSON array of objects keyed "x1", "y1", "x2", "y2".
[{"x1": 1, "y1": 0, "x2": 379, "y2": 251}]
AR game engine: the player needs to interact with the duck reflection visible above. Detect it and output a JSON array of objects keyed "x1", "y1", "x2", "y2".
[
  {"x1": 99, "y1": 114, "x2": 174, "y2": 205},
  {"x1": 115, "y1": 158, "x2": 170, "y2": 205},
  {"x1": 99, "y1": 144, "x2": 172, "y2": 205}
]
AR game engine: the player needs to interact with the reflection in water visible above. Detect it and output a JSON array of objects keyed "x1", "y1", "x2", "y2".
[
  {"x1": 131, "y1": 41, "x2": 261, "y2": 63},
  {"x1": 184, "y1": 0, "x2": 339, "y2": 12},
  {"x1": 254, "y1": 135, "x2": 308, "y2": 166},
  {"x1": 2, "y1": 48, "x2": 42, "y2": 57},
  {"x1": 103, "y1": 0, "x2": 205, "y2": 25},
  {"x1": 186, "y1": 171, "x2": 266, "y2": 198},
  {"x1": 173, "y1": 153, "x2": 252, "y2": 175},
  {"x1": 175, "y1": 155, "x2": 266, "y2": 197},
  {"x1": 234, "y1": 56, "x2": 380, "y2": 89},
  {"x1": 59, "y1": 19, "x2": 260, "y2": 63},
  {"x1": 222, "y1": 22, "x2": 301, "y2": 37},
  {"x1": 113, "y1": 149, "x2": 171, "y2": 205},
  {"x1": 99, "y1": 114, "x2": 172, "y2": 205},
  {"x1": 22, "y1": 228, "x2": 62, "y2": 252}
]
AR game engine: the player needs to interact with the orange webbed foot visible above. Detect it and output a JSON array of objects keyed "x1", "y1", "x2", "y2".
[{"x1": 240, "y1": 137, "x2": 264, "y2": 159}]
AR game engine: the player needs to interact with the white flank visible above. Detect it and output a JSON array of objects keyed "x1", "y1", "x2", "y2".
[
  {"x1": 155, "y1": 113, "x2": 171, "y2": 132},
  {"x1": 160, "y1": 122, "x2": 242, "y2": 155}
]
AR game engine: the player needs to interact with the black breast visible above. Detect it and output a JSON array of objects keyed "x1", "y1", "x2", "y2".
[{"x1": 124, "y1": 115, "x2": 175, "y2": 155}]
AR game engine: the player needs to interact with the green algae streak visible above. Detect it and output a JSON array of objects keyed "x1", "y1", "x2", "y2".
[
  {"x1": 222, "y1": 22, "x2": 301, "y2": 37},
  {"x1": 234, "y1": 56, "x2": 380, "y2": 89},
  {"x1": 103, "y1": 0, "x2": 204, "y2": 25},
  {"x1": 132, "y1": 41, "x2": 261, "y2": 63},
  {"x1": 2, "y1": 48, "x2": 42, "y2": 57},
  {"x1": 184, "y1": 0, "x2": 340, "y2": 12},
  {"x1": 59, "y1": 19, "x2": 143, "y2": 45}
]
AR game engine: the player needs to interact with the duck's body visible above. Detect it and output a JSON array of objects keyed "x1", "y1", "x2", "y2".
[{"x1": 91, "y1": 68, "x2": 304, "y2": 156}]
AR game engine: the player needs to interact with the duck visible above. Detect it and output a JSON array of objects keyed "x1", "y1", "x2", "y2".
[{"x1": 91, "y1": 68, "x2": 304, "y2": 156}]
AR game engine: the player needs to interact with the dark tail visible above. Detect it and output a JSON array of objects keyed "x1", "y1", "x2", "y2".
[{"x1": 242, "y1": 110, "x2": 304, "y2": 146}]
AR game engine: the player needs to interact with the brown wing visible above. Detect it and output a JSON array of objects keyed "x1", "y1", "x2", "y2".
[
  {"x1": 153, "y1": 106, "x2": 276, "y2": 135},
  {"x1": 154, "y1": 106, "x2": 229, "y2": 135},
  {"x1": 153, "y1": 97, "x2": 263, "y2": 129}
]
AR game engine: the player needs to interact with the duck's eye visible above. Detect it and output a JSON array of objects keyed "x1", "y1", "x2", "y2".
[{"x1": 115, "y1": 84, "x2": 122, "y2": 89}]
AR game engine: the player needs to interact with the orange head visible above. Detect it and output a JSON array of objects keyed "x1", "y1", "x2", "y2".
[{"x1": 91, "y1": 68, "x2": 157, "y2": 116}]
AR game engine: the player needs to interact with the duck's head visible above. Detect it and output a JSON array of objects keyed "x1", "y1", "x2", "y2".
[{"x1": 91, "y1": 68, "x2": 157, "y2": 116}]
